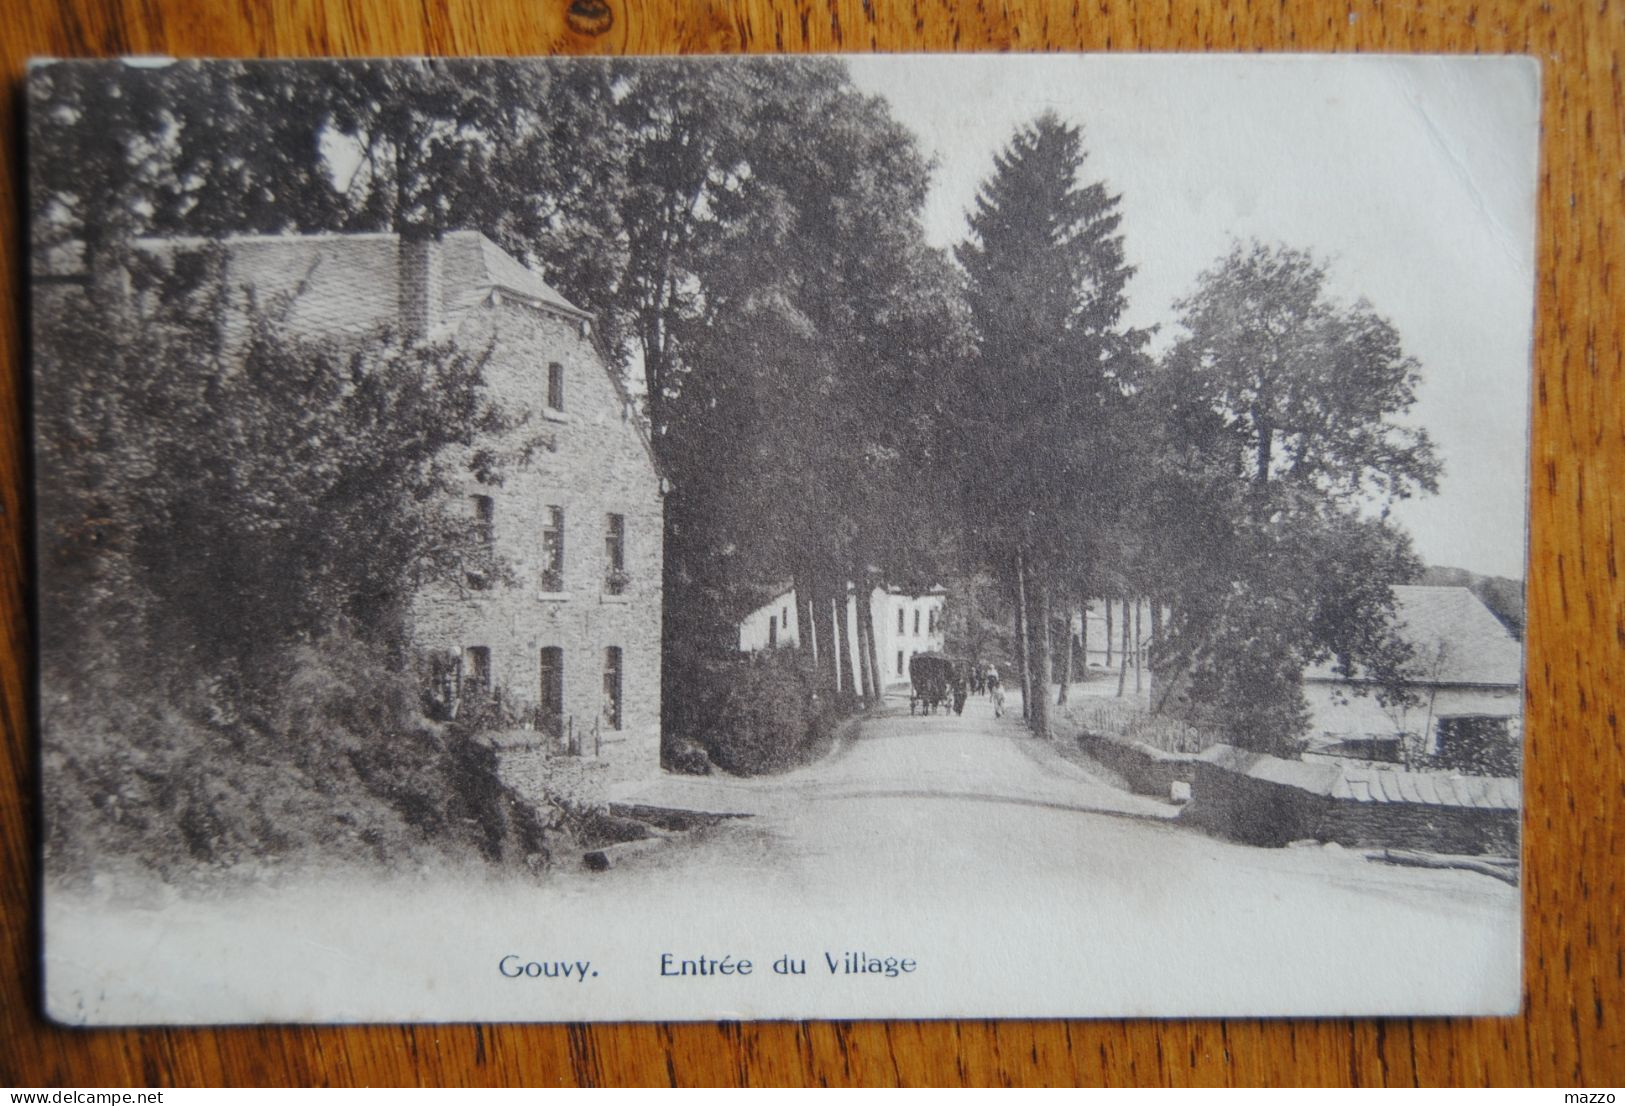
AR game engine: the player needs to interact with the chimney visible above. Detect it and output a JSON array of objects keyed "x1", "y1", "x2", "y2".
[{"x1": 398, "y1": 236, "x2": 443, "y2": 339}]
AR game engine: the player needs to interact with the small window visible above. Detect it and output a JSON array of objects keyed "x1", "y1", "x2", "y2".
[
  {"x1": 464, "y1": 646, "x2": 491, "y2": 696},
  {"x1": 768, "y1": 615, "x2": 778, "y2": 648},
  {"x1": 539, "y1": 646, "x2": 563, "y2": 739},
  {"x1": 467, "y1": 495, "x2": 495, "y2": 589},
  {"x1": 913, "y1": 609, "x2": 921, "y2": 636},
  {"x1": 604, "y1": 513, "x2": 626, "y2": 594},
  {"x1": 897, "y1": 609, "x2": 905, "y2": 635},
  {"x1": 541, "y1": 506, "x2": 565, "y2": 592},
  {"x1": 603, "y1": 646, "x2": 623, "y2": 731},
  {"x1": 431, "y1": 653, "x2": 460, "y2": 717},
  {"x1": 547, "y1": 362, "x2": 565, "y2": 411},
  {"x1": 782, "y1": 606, "x2": 788, "y2": 627},
  {"x1": 897, "y1": 650, "x2": 904, "y2": 675}
]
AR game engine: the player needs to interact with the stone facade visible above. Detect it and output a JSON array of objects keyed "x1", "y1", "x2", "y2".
[
  {"x1": 410, "y1": 292, "x2": 664, "y2": 768},
  {"x1": 171, "y1": 230, "x2": 666, "y2": 773}
]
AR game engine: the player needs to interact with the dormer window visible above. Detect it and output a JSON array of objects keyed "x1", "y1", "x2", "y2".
[{"x1": 547, "y1": 362, "x2": 565, "y2": 411}]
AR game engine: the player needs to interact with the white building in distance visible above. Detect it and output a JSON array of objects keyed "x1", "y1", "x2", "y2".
[{"x1": 738, "y1": 584, "x2": 947, "y2": 691}]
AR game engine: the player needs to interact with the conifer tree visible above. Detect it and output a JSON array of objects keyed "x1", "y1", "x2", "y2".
[{"x1": 953, "y1": 112, "x2": 1144, "y2": 738}]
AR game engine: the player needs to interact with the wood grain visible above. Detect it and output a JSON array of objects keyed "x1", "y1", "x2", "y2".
[{"x1": 0, "y1": 0, "x2": 1619, "y2": 1088}]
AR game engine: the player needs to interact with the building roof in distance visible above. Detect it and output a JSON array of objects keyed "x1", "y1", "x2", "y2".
[{"x1": 1306, "y1": 584, "x2": 1523, "y2": 688}]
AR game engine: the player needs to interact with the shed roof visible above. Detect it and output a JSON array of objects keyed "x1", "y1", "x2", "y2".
[{"x1": 1198, "y1": 743, "x2": 1521, "y2": 808}]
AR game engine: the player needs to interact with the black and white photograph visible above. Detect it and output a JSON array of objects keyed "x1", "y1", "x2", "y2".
[{"x1": 29, "y1": 53, "x2": 1537, "y2": 1023}]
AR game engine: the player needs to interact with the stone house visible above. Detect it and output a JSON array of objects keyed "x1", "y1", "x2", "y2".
[
  {"x1": 1301, "y1": 584, "x2": 1523, "y2": 769},
  {"x1": 738, "y1": 584, "x2": 947, "y2": 690},
  {"x1": 138, "y1": 230, "x2": 666, "y2": 769}
]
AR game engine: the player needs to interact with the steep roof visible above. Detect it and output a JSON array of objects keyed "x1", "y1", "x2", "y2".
[
  {"x1": 108, "y1": 230, "x2": 665, "y2": 479},
  {"x1": 438, "y1": 231, "x2": 589, "y2": 321},
  {"x1": 127, "y1": 229, "x2": 589, "y2": 336},
  {"x1": 1306, "y1": 584, "x2": 1523, "y2": 688}
]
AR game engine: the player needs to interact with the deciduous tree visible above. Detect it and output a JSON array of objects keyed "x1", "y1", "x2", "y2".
[{"x1": 1149, "y1": 241, "x2": 1440, "y2": 754}]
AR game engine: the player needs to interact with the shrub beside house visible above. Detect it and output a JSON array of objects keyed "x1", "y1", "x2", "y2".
[{"x1": 160, "y1": 230, "x2": 668, "y2": 776}]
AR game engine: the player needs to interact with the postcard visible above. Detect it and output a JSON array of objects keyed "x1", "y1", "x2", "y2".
[{"x1": 30, "y1": 53, "x2": 1537, "y2": 1023}]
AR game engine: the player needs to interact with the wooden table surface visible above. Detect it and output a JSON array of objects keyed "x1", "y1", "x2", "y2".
[{"x1": 1, "y1": 0, "x2": 1620, "y2": 1089}]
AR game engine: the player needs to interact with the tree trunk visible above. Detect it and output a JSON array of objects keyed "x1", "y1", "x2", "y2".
[
  {"x1": 805, "y1": 596, "x2": 818, "y2": 667},
  {"x1": 1080, "y1": 601, "x2": 1088, "y2": 671},
  {"x1": 1122, "y1": 595, "x2": 1132, "y2": 661},
  {"x1": 1253, "y1": 406, "x2": 1274, "y2": 489},
  {"x1": 862, "y1": 585, "x2": 884, "y2": 707},
  {"x1": 1152, "y1": 654, "x2": 1185, "y2": 714},
  {"x1": 1134, "y1": 598, "x2": 1144, "y2": 693},
  {"x1": 1015, "y1": 551, "x2": 1032, "y2": 724},
  {"x1": 807, "y1": 576, "x2": 840, "y2": 693},
  {"x1": 794, "y1": 573, "x2": 816, "y2": 668},
  {"x1": 834, "y1": 589, "x2": 855, "y2": 701},
  {"x1": 1035, "y1": 579, "x2": 1054, "y2": 739},
  {"x1": 850, "y1": 578, "x2": 873, "y2": 705},
  {"x1": 1105, "y1": 597, "x2": 1114, "y2": 666},
  {"x1": 1057, "y1": 608, "x2": 1073, "y2": 706},
  {"x1": 1116, "y1": 595, "x2": 1132, "y2": 698}
]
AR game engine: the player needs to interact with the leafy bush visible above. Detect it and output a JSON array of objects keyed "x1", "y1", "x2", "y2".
[
  {"x1": 1061, "y1": 696, "x2": 1210, "y2": 754},
  {"x1": 33, "y1": 250, "x2": 562, "y2": 884},
  {"x1": 696, "y1": 649, "x2": 840, "y2": 775},
  {"x1": 43, "y1": 635, "x2": 554, "y2": 884},
  {"x1": 1429, "y1": 715, "x2": 1521, "y2": 778}
]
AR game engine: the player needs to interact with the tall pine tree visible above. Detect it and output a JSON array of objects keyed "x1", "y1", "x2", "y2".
[{"x1": 952, "y1": 112, "x2": 1143, "y2": 738}]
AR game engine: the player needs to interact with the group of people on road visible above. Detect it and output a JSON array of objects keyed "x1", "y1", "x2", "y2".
[{"x1": 969, "y1": 663, "x2": 1004, "y2": 718}]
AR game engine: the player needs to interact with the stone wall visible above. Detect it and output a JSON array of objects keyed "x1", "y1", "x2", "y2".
[
  {"x1": 1075, "y1": 732, "x2": 1200, "y2": 799},
  {"x1": 1180, "y1": 746, "x2": 1519, "y2": 856}
]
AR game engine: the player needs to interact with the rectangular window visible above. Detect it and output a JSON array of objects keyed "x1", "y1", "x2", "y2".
[
  {"x1": 539, "y1": 646, "x2": 563, "y2": 739},
  {"x1": 897, "y1": 650, "x2": 904, "y2": 675},
  {"x1": 548, "y1": 362, "x2": 565, "y2": 411},
  {"x1": 541, "y1": 506, "x2": 565, "y2": 592},
  {"x1": 472, "y1": 495, "x2": 495, "y2": 543},
  {"x1": 897, "y1": 609, "x2": 905, "y2": 635},
  {"x1": 913, "y1": 609, "x2": 921, "y2": 636},
  {"x1": 432, "y1": 653, "x2": 460, "y2": 717},
  {"x1": 604, "y1": 512, "x2": 626, "y2": 594},
  {"x1": 603, "y1": 646, "x2": 623, "y2": 731},
  {"x1": 464, "y1": 646, "x2": 491, "y2": 696},
  {"x1": 768, "y1": 615, "x2": 778, "y2": 648},
  {"x1": 467, "y1": 495, "x2": 494, "y2": 589}
]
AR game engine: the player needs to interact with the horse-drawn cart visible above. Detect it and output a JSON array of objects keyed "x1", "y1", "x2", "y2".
[{"x1": 908, "y1": 652, "x2": 969, "y2": 716}]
